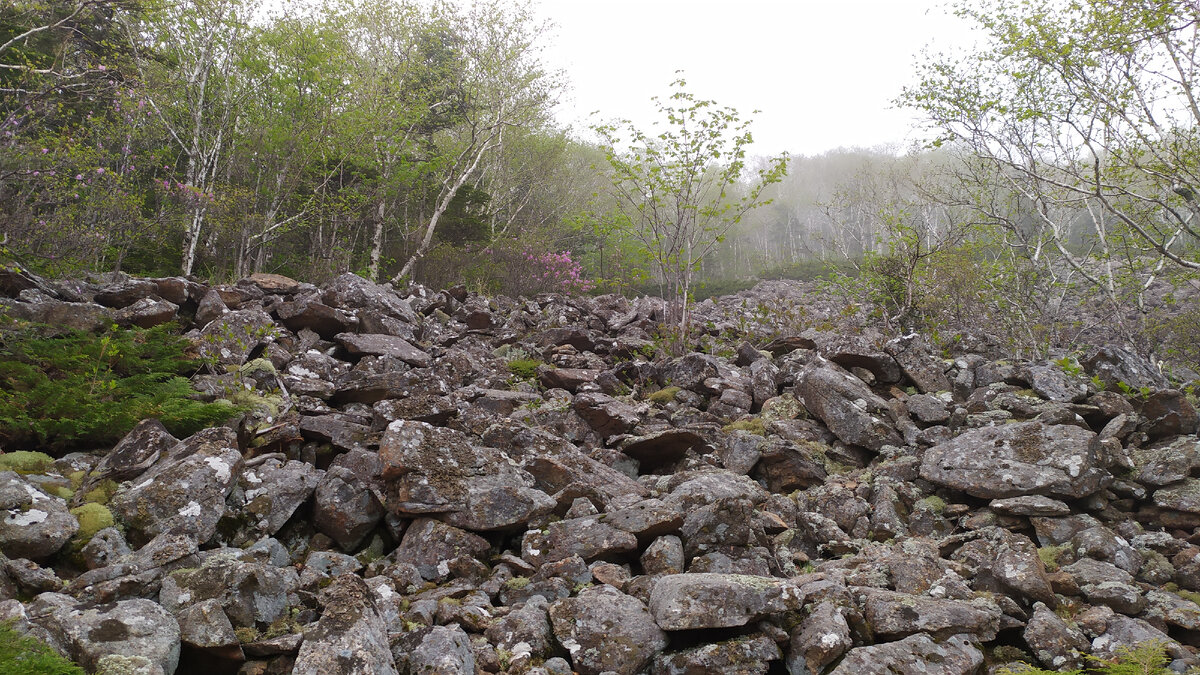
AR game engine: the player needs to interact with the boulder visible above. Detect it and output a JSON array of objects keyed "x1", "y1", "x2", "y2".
[
  {"x1": 797, "y1": 359, "x2": 902, "y2": 451},
  {"x1": 828, "y1": 633, "x2": 983, "y2": 675},
  {"x1": 293, "y1": 574, "x2": 397, "y2": 675},
  {"x1": 648, "y1": 573, "x2": 806, "y2": 631},
  {"x1": 548, "y1": 585, "x2": 667, "y2": 675},
  {"x1": 28, "y1": 593, "x2": 180, "y2": 675},
  {"x1": 920, "y1": 421, "x2": 1109, "y2": 499},
  {"x1": 0, "y1": 471, "x2": 78, "y2": 560}
]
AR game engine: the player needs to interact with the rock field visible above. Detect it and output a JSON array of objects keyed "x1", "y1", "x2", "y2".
[{"x1": 1, "y1": 270, "x2": 1199, "y2": 674}]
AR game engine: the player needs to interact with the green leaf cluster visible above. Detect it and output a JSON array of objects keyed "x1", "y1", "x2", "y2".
[
  {"x1": 0, "y1": 323, "x2": 236, "y2": 453},
  {"x1": 0, "y1": 621, "x2": 83, "y2": 675}
]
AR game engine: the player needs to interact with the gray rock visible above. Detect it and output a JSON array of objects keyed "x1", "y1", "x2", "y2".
[
  {"x1": 380, "y1": 421, "x2": 554, "y2": 531},
  {"x1": 1144, "y1": 590, "x2": 1200, "y2": 630},
  {"x1": 884, "y1": 334, "x2": 951, "y2": 393},
  {"x1": 828, "y1": 633, "x2": 982, "y2": 675},
  {"x1": 1154, "y1": 478, "x2": 1200, "y2": 514},
  {"x1": 193, "y1": 288, "x2": 227, "y2": 328},
  {"x1": 604, "y1": 498, "x2": 685, "y2": 540},
  {"x1": 648, "y1": 573, "x2": 806, "y2": 631},
  {"x1": 1131, "y1": 437, "x2": 1200, "y2": 487},
  {"x1": 522, "y1": 515, "x2": 638, "y2": 566},
  {"x1": 276, "y1": 294, "x2": 357, "y2": 339},
  {"x1": 176, "y1": 598, "x2": 242, "y2": 663},
  {"x1": 28, "y1": 593, "x2": 180, "y2": 675},
  {"x1": 407, "y1": 623, "x2": 474, "y2": 675},
  {"x1": 652, "y1": 633, "x2": 781, "y2": 675},
  {"x1": 313, "y1": 465, "x2": 384, "y2": 552},
  {"x1": 335, "y1": 332, "x2": 431, "y2": 368},
  {"x1": 989, "y1": 495, "x2": 1071, "y2": 516},
  {"x1": 787, "y1": 600, "x2": 852, "y2": 674},
  {"x1": 159, "y1": 552, "x2": 298, "y2": 627},
  {"x1": 573, "y1": 392, "x2": 643, "y2": 437},
  {"x1": 549, "y1": 585, "x2": 667, "y2": 675},
  {"x1": 109, "y1": 427, "x2": 242, "y2": 545},
  {"x1": 114, "y1": 297, "x2": 178, "y2": 328},
  {"x1": 1092, "y1": 615, "x2": 1187, "y2": 661},
  {"x1": 196, "y1": 308, "x2": 277, "y2": 367},
  {"x1": 392, "y1": 518, "x2": 490, "y2": 581},
  {"x1": 1025, "y1": 364, "x2": 1087, "y2": 403},
  {"x1": 1024, "y1": 602, "x2": 1088, "y2": 671},
  {"x1": 294, "y1": 574, "x2": 397, "y2": 675},
  {"x1": 0, "y1": 298, "x2": 112, "y2": 333},
  {"x1": 642, "y1": 535, "x2": 685, "y2": 575},
  {"x1": 1142, "y1": 390, "x2": 1199, "y2": 439},
  {"x1": 0, "y1": 471, "x2": 78, "y2": 560},
  {"x1": 797, "y1": 359, "x2": 902, "y2": 451},
  {"x1": 857, "y1": 587, "x2": 1001, "y2": 641},
  {"x1": 1082, "y1": 345, "x2": 1168, "y2": 392},
  {"x1": 484, "y1": 595, "x2": 554, "y2": 662},
  {"x1": 920, "y1": 421, "x2": 1109, "y2": 499},
  {"x1": 323, "y1": 273, "x2": 420, "y2": 332},
  {"x1": 228, "y1": 458, "x2": 321, "y2": 542}
]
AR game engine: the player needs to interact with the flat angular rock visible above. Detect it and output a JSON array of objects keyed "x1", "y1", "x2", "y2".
[
  {"x1": 828, "y1": 633, "x2": 983, "y2": 675},
  {"x1": 574, "y1": 392, "x2": 642, "y2": 437},
  {"x1": 651, "y1": 633, "x2": 780, "y2": 675},
  {"x1": 619, "y1": 429, "x2": 707, "y2": 471},
  {"x1": 1132, "y1": 437, "x2": 1200, "y2": 487},
  {"x1": 648, "y1": 573, "x2": 806, "y2": 631},
  {"x1": 94, "y1": 278, "x2": 159, "y2": 308},
  {"x1": 523, "y1": 516, "x2": 638, "y2": 565},
  {"x1": 228, "y1": 458, "x2": 321, "y2": 541},
  {"x1": 313, "y1": 463, "x2": 384, "y2": 552},
  {"x1": 788, "y1": 600, "x2": 852, "y2": 674},
  {"x1": 603, "y1": 498, "x2": 684, "y2": 539},
  {"x1": 294, "y1": 574, "x2": 397, "y2": 675},
  {"x1": 885, "y1": 334, "x2": 951, "y2": 393},
  {"x1": 407, "y1": 624, "x2": 473, "y2": 675},
  {"x1": 549, "y1": 585, "x2": 667, "y2": 675},
  {"x1": 0, "y1": 471, "x2": 78, "y2": 560},
  {"x1": 1143, "y1": 390, "x2": 1199, "y2": 439},
  {"x1": 989, "y1": 495, "x2": 1070, "y2": 516},
  {"x1": 1025, "y1": 364, "x2": 1087, "y2": 403},
  {"x1": 920, "y1": 421, "x2": 1109, "y2": 499},
  {"x1": 1083, "y1": 345, "x2": 1168, "y2": 391},
  {"x1": 109, "y1": 427, "x2": 242, "y2": 545},
  {"x1": 28, "y1": 593, "x2": 180, "y2": 675},
  {"x1": 335, "y1": 332, "x2": 431, "y2": 367},
  {"x1": 392, "y1": 518, "x2": 490, "y2": 581},
  {"x1": 323, "y1": 273, "x2": 420, "y2": 328},
  {"x1": 1, "y1": 298, "x2": 112, "y2": 333},
  {"x1": 857, "y1": 588, "x2": 1001, "y2": 641},
  {"x1": 276, "y1": 294, "x2": 357, "y2": 339},
  {"x1": 159, "y1": 553, "x2": 298, "y2": 627},
  {"x1": 797, "y1": 359, "x2": 902, "y2": 451},
  {"x1": 380, "y1": 421, "x2": 554, "y2": 531},
  {"x1": 114, "y1": 297, "x2": 178, "y2": 328},
  {"x1": 484, "y1": 595, "x2": 554, "y2": 662},
  {"x1": 1153, "y1": 478, "x2": 1200, "y2": 514}
]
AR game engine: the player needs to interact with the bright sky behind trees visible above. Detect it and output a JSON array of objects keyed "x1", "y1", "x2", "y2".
[{"x1": 534, "y1": 0, "x2": 973, "y2": 156}]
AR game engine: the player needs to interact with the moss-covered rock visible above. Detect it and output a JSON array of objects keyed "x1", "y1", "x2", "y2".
[
  {"x1": 0, "y1": 451, "x2": 56, "y2": 475},
  {"x1": 69, "y1": 503, "x2": 114, "y2": 550}
]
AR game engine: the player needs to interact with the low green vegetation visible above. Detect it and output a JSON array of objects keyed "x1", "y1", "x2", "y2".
[
  {"x1": 1037, "y1": 544, "x2": 1070, "y2": 573},
  {"x1": 647, "y1": 386, "x2": 681, "y2": 404},
  {"x1": 0, "y1": 620, "x2": 84, "y2": 675},
  {"x1": 722, "y1": 418, "x2": 766, "y2": 436},
  {"x1": 0, "y1": 323, "x2": 237, "y2": 454},
  {"x1": 0, "y1": 451, "x2": 56, "y2": 475},
  {"x1": 997, "y1": 641, "x2": 1183, "y2": 675},
  {"x1": 506, "y1": 358, "x2": 544, "y2": 380}
]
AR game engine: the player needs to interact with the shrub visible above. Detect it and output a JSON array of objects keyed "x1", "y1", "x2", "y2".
[
  {"x1": 0, "y1": 620, "x2": 84, "y2": 675},
  {"x1": 506, "y1": 358, "x2": 543, "y2": 380},
  {"x1": 996, "y1": 640, "x2": 1176, "y2": 675},
  {"x1": 0, "y1": 323, "x2": 238, "y2": 454}
]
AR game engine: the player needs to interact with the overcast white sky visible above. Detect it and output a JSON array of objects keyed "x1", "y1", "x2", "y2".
[{"x1": 532, "y1": 0, "x2": 973, "y2": 157}]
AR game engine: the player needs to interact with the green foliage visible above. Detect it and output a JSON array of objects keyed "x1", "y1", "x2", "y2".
[
  {"x1": 647, "y1": 386, "x2": 680, "y2": 404},
  {"x1": 506, "y1": 358, "x2": 544, "y2": 380},
  {"x1": 0, "y1": 620, "x2": 84, "y2": 675},
  {"x1": 0, "y1": 451, "x2": 55, "y2": 475},
  {"x1": 997, "y1": 640, "x2": 1179, "y2": 675},
  {"x1": 68, "y1": 503, "x2": 114, "y2": 550},
  {"x1": 0, "y1": 324, "x2": 237, "y2": 453},
  {"x1": 916, "y1": 495, "x2": 947, "y2": 515},
  {"x1": 1037, "y1": 544, "x2": 1070, "y2": 572},
  {"x1": 723, "y1": 418, "x2": 766, "y2": 436}
]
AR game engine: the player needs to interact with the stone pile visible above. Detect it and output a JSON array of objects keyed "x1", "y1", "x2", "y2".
[{"x1": 0, "y1": 270, "x2": 1198, "y2": 674}]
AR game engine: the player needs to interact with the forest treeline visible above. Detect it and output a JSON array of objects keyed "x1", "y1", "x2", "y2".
[{"x1": 2, "y1": 0, "x2": 1200, "y2": 368}]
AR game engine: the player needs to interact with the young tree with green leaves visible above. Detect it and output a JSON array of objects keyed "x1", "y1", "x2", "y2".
[
  {"x1": 593, "y1": 77, "x2": 788, "y2": 335},
  {"x1": 900, "y1": 0, "x2": 1200, "y2": 313}
]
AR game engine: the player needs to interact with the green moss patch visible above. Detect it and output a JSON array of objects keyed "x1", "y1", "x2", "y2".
[{"x1": 0, "y1": 451, "x2": 56, "y2": 475}]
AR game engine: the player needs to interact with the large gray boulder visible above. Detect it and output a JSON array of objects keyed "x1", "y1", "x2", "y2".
[
  {"x1": 0, "y1": 471, "x2": 78, "y2": 560},
  {"x1": 109, "y1": 427, "x2": 242, "y2": 545},
  {"x1": 548, "y1": 585, "x2": 667, "y2": 675},
  {"x1": 797, "y1": 359, "x2": 901, "y2": 451},
  {"x1": 293, "y1": 574, "x2": 397, "y2": 675},
  {"x1": 920, "y1": 421, "x2": 1109, "y2": 499},
  {"x1": 28, "y1": 593, "x2": 180, "y2": 675},
  {"x1": 648, "y1": 573, "x2": 806, "y2": 631},
  {"x1": 159, "y1": 552, "x2": 298, "y2": 628},
  {"x1": 380, "y1": 421, "x2": 554, "y2": 531},
  {"x1": 828, "y1": 633, "x2": 983, "y2": 675}
]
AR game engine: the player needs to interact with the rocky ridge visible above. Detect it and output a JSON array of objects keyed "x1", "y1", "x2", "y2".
[{"x1": 0, "y1": 269, "x2": 1199, "y2": 674}]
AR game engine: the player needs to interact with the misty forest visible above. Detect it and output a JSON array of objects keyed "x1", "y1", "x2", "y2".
[{"x1": 4, "y1": 1, "x2": 1200, "y2": 674}]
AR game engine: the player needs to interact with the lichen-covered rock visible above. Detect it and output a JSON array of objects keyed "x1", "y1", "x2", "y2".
[
  {"x1": 797, "y1": 359, "x2": 901, "y2": 451},
  {"x1": 406, "y1": 623, "x2": 474, "y2": 675},
  {"x1": 159, "y1": 552, "x2": 298, "y2": 627},
  {"x1": 1082, "y1": 345, "x2": 1168, "y2": 392},
  {"x1": 484, "y1": 595, "x2": 554, "y2": 664},
  {"x1": 293, "y1": 574, "x2": 397, "y2": 675},
  {"x1": 827, "y1": 633, "x2": 983, "y2": 675},
  {"x1": 652, "y1": 633, "x2": 781, "y2": 675},
  {"x1": 920, "y1": 421, "x2": 1109, "y2": 499},
  {"x1": 0, "y1": 471, "x2": 78, "y2": 560},
  {"x1": 1154, "y1": 478, "x2": 1200, "y2": 514},
  {"x1": 335, "y1": 332, "x2": 431, "y2": 367},
  {"x1": 109, "y1": 427, "x2": 242, "y2": 545},
  {"x1": 856, "y1": 588, "x2": 1001, "y2": 641},
  {"x1": 176, "y1": 598, "x2": 242, "y2": 665},
  {"x1": 380, "y1": 421, "x2": 554, "y2": 531},
  {"x1": 1024, "y1": 602, "x2": 1088, "y2": 671},
  {"x1": 313, "y1": 457, "x2": 384, "y2": 552},
  {"x1": 548, "y1": 585, "x2": 667, "y2": 675},
  {"x1": 28, "y1": 593, "x2": 180, "y2": 675},
  {"x1": 648, "y1": 573, "x2": 806, "y2": 631},
  {"x1": 196, "y1": 308, "x2": 277, "y2": 367},
  {"x1": 522, "y1": 515, "x2": 638, "y2": 566},
  {"x1": 787, "y1": 600, "x2": 852, "y2": 674},
  {"x1": 1131, "y1": 437, "x2": 1200, "y2": 487},
  {"x1": 391, "y1": 518, "x2": 490, "y2": 581},
  {"x1": 226, "y1": 458, "x2": 321, "y2": 543}
]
